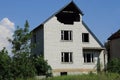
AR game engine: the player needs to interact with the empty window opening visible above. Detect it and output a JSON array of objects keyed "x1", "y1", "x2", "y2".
[
  {"x1": 83, "y1": 53, "x2": 94, "y2": 63},
  {"x1": 61, "y1": 52, "x2": 73, "y2": 63},
  {"x1": 61, "y1": 72, "x2": 67, "y2": 76},
  {"x1": 56, "y1": 12, "x2": 80, "y2": 24},
  {"x1": 61, "y1": 30, "x2": 72, "y2": 41},
  {"x1": 82, "y1": 33, "x2": 89, "y2": 42},
  {"x1": 55, "y1": 2, "x2": 82, "y2": 24}
]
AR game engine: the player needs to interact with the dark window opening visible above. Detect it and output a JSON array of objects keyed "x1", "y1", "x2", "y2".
[
  {"x1": 82, "y1": 33, "x2": 89, "y2": 42},
  {"x1": 84, "y1": 53, "x2": 94, "y2": 63},
  {"x1": 64, "y1": 53, "x2": 69, "y2": 62},
  {"x1": 70, "y1": 31, "x2": 72, "y2": 40},
  {"x1": 61, "y1": 52, "x2": 73, "y2": 63},
  {"x1": 92, "y1": 53, "x2": 94, "y2": 62},
  {"x1": 55, "y1": 2, "x2": 83, "y2": 24},
  {"x1": 86, "y1": 54, "x2": 91, "y2": 62},
  {"x1": 61, "y1": 72, "x2": 67, "y2": 76},
  {"x1": 70, "y1": 53, "x2": 72, "y2": 62},
  {"x1": 64, "y1": 31, "x2": 69, "y2": 40},
  {"x1": 61, "y1": 30, "x2": 72, "y2": 41},
  {"x1": 56, "y1": 12, "x2": 80, "y2": 24}
]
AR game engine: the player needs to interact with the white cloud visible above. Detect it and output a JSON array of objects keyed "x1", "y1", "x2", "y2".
[{"x1": 0, "y1": 18, "x2": 15, "y2": 55}]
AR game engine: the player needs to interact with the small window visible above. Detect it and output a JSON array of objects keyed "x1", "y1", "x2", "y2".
[
  {"x1": 83, "y1": 53, "x2": 94, "y2": 63},
  {"x1": 61, "y1": 52, "x2": 73, "y2": 63},
  {"x1": 82, "y1": 33, "x2": 89, "y2": 42},
  {"x1": 61, "y1": 30, "x2": 72, "y2": 41},
  {"x1": 61, "y1": 72, "x2": 67, "y2": 76}
]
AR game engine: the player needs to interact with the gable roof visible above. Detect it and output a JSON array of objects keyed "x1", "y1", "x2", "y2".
[
  {"x1": 42, "y1": 1, "x2": 84, "y2": 25},
  {"x1": 108, "y1": 29, "x2": 120, "y2": 40},
  {"x1": 32, "y1": 1, "x2": 83, "y2": 31},
  {"x1": 32, "y1": 1, "x2": 103, "y2": 47}
]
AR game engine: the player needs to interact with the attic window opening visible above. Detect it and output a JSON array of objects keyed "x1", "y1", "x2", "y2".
[
  {"x1": 62, "y1": 11, "x2": 74, "y2": 13},
  {"x1": 56, "y1": 11, "x2": 80, "y2": 24}
]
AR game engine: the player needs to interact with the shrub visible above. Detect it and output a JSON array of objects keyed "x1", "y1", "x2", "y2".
[
  {"x1": 0, "y1": 48, "x2": 13, "y2": 80},
  {"x1": 107, "y1": 58, "x2": 120, "y2": 74},
  {"x1": 32, "y1": 55, "x2": 52, "y2": 77}
]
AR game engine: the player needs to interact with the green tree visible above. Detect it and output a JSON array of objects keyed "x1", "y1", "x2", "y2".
[
  {"x1": 0, "y1": 48, "x2": 13, "y2": 80},
  {"x1": 9, "y1": 20, "x2": 36, "y2": 79},
  {"x1": 33, "y1": 55, "x2": 52, "y2": 77},
  {"x1": 10, "y1": 20, "x2": 31, "y2": 55},
  {"x1": 9, "y1": 20, "x2": 52, "y2": 79},
  {"x1": 107, "y1": 58, "x2": 120, "y2": 74}
]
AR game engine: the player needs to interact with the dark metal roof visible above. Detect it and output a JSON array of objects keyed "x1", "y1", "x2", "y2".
[
  {"x1": 108, "y1": 29, "x2": 120, "y2": 40},
  {"x1": 31, "y1": 1, "x2": 104, "y2": 48}
]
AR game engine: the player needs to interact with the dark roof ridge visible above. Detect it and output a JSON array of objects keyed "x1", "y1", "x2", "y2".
[
  {"x1": 82, "y1": 21, "x2": 104, "y2": 47},
  {"x1": 108, "y1": 29, "x2": 120, "y2": 40}
]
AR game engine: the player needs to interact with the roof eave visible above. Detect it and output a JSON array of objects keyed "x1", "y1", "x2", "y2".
[{"x1": 82, "y1": 21, "x2": 104, "y2": 47}]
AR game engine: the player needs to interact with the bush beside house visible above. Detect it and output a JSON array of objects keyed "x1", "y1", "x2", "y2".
[{"x1": 0, "y1": 21, "x2": 52, "y2": 79}]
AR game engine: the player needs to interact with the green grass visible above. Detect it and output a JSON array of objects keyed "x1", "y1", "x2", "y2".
[
  {"x1": 17, "y1": 73, "x2": 120, "y2": 80},
  {"x1": 42, "y1": 73, "x2": 120, "y2": 80}
]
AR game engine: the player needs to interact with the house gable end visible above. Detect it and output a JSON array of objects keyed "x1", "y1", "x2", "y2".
[
  {"x1": 82, "y1": 21, "x2": 104, "y2": 47},
  {"x1": 32, "y1": 1, "x2": 83, "y2": 31},
  {"x1": 55, "y1": 1, "x2": 83, "y2": 24}
]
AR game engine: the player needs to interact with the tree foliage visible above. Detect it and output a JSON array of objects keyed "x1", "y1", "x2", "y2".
[
  {"x1": 7, "y1": 20, "x2": 52, "y2": 79},
  {"x1": 0, "y1": 48, "x2": 13, "y2": 80},
  {"x1": 9, "y1": 20, "x2": 36, "y2": 79},
  {"x1": 9, "y1": 20, "x2": 31, "y2": 55},
  {"x1": 107, "y1": 58, "x2": 120, "y2": 74},
  {"x1": 33, "y1": 55, "x2": 52, "y2": 77},
  {"x1": 0, "y1": 21, "x2": 52, "y2": 79}
]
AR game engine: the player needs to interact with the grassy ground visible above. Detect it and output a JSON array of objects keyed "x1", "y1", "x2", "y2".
[
  {"x1": 42, "y1": 73, "x2": 120, "y2": 80},
  {"x1": 17, "y1": 73, "x2": 120, "y2": 80}
]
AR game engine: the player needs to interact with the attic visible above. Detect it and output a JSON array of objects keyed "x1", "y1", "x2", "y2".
[{"x1": 55, "y1": 2, "x2": 83, "y2": 24}]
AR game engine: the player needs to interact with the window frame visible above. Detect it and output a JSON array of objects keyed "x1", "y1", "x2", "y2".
[
  {"x1": 82, "y1": 33, "x2": 89, "y2": 42},
  {"x1": 83, "y1": 52, "x2": 94, "y2": 63},
  {"x1": 61, "y1": 52, "x2": 73, "y2": 63},
  {"x1": 61, "y1": 30, "x2": 73, "y2": 41}
]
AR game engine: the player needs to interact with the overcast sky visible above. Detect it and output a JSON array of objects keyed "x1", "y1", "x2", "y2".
[{"x1": 0, "y1": 0, "x2": 120, "y2": 52}]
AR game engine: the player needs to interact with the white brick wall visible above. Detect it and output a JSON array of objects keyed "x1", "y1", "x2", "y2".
[{"x1": 43, "y1": 16, "x2": 105, "y2": 76}]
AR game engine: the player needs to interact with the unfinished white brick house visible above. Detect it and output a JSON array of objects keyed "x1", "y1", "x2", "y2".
[{"x1": 31, "y1": 1, "x2": 106, "y2": 76}]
